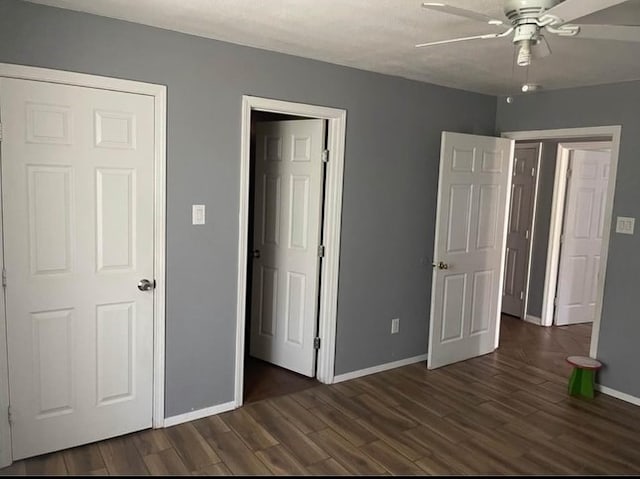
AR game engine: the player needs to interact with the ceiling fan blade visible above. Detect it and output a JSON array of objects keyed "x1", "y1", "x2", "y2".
[
  {"x1": 421, "y1": 3, "x2": 506, "y2": 26},
  {"x1": 575, "y1": 24, "x2": 640, "y2": 42},
  {"x1": 415, "y1": 29, "x2": 513, "y2": 48},
  {"x1": 544, "y1": 0, "x2": 629, "y2": 25}
]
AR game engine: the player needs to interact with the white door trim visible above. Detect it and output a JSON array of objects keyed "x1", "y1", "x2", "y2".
[
  {"x1": 502, "y1": 126, "x2": 621, "y2": 360},
  {"x1": 0, "y1": 63, "x2": 167, "y2": 467},
  {"x1": 235, "y1": 96, "x2": 346, "y2": 407}
]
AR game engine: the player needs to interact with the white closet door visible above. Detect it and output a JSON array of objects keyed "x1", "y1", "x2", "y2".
[{"x1": 1, "y1": 78, "x2": 155, "y2": 459}]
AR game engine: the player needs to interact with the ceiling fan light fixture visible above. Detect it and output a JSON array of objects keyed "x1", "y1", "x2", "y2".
[
  {"x1": 516, "y1": 40, "x2": 532, "y2": 66},
  {"x1": 521, "y1": 83, "x2": 540, "y2": 92},
  {"x1": 488, "y1": 19, "x2": 504, "y2": 26}
]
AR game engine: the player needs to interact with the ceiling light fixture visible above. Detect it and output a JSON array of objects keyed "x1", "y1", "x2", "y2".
[
  {"x1": 516, "y1": 40, "x2": 532, "y2": 66},
  {"x1": 521, "y1": 83, "x2": 540, "y2": 92}
]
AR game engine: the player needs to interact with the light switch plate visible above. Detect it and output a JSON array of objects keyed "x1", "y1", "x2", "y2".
[
  {"x1": 192, "y1": 204, "x2": 205, "y2": 225},
  {"x1": 616, "y1": 216, "x2": 634, "y2": 235}
]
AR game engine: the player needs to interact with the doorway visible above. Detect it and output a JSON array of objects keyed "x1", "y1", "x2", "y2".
[
  {"x1": 428, "y1": 126, "x2": 620, "y2": 370},
  {"x1": 501, "y1": 127, "x2": 620, "y2": 361},
  {"x1": 244, "y1": 110, "x2": 326, "y2": 403},
  {"x1": 234, "y1": 96, "x2": 347, "y2": 408},
  {"x1": 502, "y1": 138, "x2": 612, "y2": 328}
]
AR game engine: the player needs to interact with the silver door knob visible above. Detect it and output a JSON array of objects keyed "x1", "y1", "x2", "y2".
[
  {"x1": 138, "y1": 279, "x2": 154, "y2": 291},
  {"x1": 432, "y1": 261, "x2": 449, "y2": 270},
  {"x1": 252, "y1": 250, "x2": 261, "y2": 258}
]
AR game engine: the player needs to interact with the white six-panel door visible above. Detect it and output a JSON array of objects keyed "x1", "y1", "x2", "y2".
[
  {"x1": 1, "y1": 78, "x2": 155, "y2": 459},
  {"x1": 555, "y1": 149, "x2": 611, "y2": 326},
  {"x1": 502, "y1": 144, "x2": 539, "y2": 318},
  {"x1": 428, "y1": 132, "x2": 514, "y2": 369},
  {"x1": 250, "y1": 120, "x2": 325, "y2": 377}
]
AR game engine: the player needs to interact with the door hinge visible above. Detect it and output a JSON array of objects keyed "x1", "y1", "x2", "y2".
[
  {"x1": 520, "y1": 291, "x2": 525, "y2": 300},
  {"x1": 567, "y1": 169, "x2": 572, "y2": 179},
  {"x1": 0, "y1": 122, "x2": 3, "y2": 142},
  {"x1": 560, "y1": 234, "x2": 565, "y2": 244},
  {"x1": 554, "y1": 297, "x2": 558, "y2": 306},
  {"x1": 531, "y1": 167, "x2": 536, "y2": 177},
  {"x1": 321, "y1": 149, "x2": 329, "y2": 163},
  {"x1": 525, "y1": 229, "x2": 530, "y2": 240},
  {"x1": 2, "y1": 268, "x2": 6, "y2": 288},
  {"x1": 318, "y1": 245, "x2": 325, "y2": 258},
  {"x1": 313, "y1": 337, "x2": 321, "y2": 350},
  {"x1": 7, "y1": 406, "x2": 12, "y2": 425}
]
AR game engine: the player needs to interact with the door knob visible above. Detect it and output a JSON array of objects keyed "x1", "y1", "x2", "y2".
[
  {"x1": 252, "y1": 249, "x2": 261, "y2": 258},
  {"x1": 138, "y1": 279, "x2": 154, "y2": 291},
  {"x1": 432, "y1": 261, "x2": 449, "y2": 270}
]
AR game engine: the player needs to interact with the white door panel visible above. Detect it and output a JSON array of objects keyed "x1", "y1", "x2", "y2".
[
  {"x1": 429, "y1": 132, "x2": 514, "y2": 369},
  {"x1": 250, "y1": 119, "x2": 325, "y2": 377},
  {"x1": 502, "y1": 144, "x2": 539, "y2": 318},
  {"x1": 1, "y1": 78, "x2": 154, "y2": 459},
  {"x1": 555, "y1": 149, "x2": 611, "y2": 326}
]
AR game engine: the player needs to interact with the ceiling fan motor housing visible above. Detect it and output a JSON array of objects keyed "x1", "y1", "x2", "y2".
[
  {"x1": 504, "y1": 0, "x2": 561, "y2": 65},
  {"x1": 503, "y1": 0, "x2": 561, "y2": 23}
]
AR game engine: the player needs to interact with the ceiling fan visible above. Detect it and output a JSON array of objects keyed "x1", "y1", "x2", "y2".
[{"x1": 416, "y1": 0, "x2": 640, "y2": 67}]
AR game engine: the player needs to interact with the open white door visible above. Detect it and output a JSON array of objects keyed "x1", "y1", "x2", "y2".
[
  {"x1": 555, "y1": 149, "x2": 611, "y2": 326},
  {"x1": 249, "y1": 119, "x2": 325, "y2": 377},
  {"x1": 1, "y1": 78, "x2": 155, "y2": 459},
  {"x1": 428, "y1": 132, "x2": 514, "y2": 369}
]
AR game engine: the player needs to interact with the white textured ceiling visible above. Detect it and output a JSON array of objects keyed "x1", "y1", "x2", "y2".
[{"x1": 26, "y1": 0, "x2": 640, "y2": 95}]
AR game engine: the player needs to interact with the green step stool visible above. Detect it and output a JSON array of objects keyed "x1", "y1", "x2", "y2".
[{"x1": 566, "y1": 355, "x2": 602, "y2": 399}]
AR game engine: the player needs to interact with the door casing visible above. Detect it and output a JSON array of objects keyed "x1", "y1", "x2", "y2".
[
  {"x1": 0, "y1": 63, "x2": 167, "y2": 468},
  {"x1": 235, "y1": 96, "x2": 346, "y2": 407}
]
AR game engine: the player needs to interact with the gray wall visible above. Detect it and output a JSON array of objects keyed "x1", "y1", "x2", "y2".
[
  {"x1": 0, "y1": 0, "x2": 497, "y2": 416},
  {"x1": 526, "y1": 140, "x2": 558, "y2": 318},
  {"x1": 497, "y1": 82, "x2": 640, "y2": 398}
]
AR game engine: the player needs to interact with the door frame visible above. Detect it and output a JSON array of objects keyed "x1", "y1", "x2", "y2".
[
  {"x1": 0, "y1": 63, "x2": 167, "y2": 467},
  {"x1": 235, "y1": 96, "x2": 346, "y2": 407},
  {"x1": 545, "y1": 141, "x2": 613, "y2": 327},
  {"x1": 502, "y1": 126, "x2": 621, "y2": 359}
]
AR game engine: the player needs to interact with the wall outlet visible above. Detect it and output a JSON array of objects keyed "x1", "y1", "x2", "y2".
[{"x1": 391, "y1": 318, "x2": 400, "y2": 334}]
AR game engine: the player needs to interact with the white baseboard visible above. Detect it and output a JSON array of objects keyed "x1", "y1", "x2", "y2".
[
  {"x1": 524, "y1": 315, "x2": 542, "y2": 325},
  {"x1": 332, "y1": 354, "x2": 428, "y2": 384},
  {"x1": 163, "y1": 401, "x2": 236, "y2": 427},
  {"x1": 596, "y1": 384, "x2": 640, "y2": 407}
]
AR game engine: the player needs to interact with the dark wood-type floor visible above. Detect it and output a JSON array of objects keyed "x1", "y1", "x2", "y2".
[
  {"x1": 4, "y1": 316, "x2": 640, "y2": 475},
  {"x1": 243, "y1": 355, "x2": 318, "y2": 404}
]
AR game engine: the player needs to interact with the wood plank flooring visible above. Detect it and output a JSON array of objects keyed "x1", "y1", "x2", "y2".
[{"x1": 3, "y1": 316, "x2": 640, "y2": 475}]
